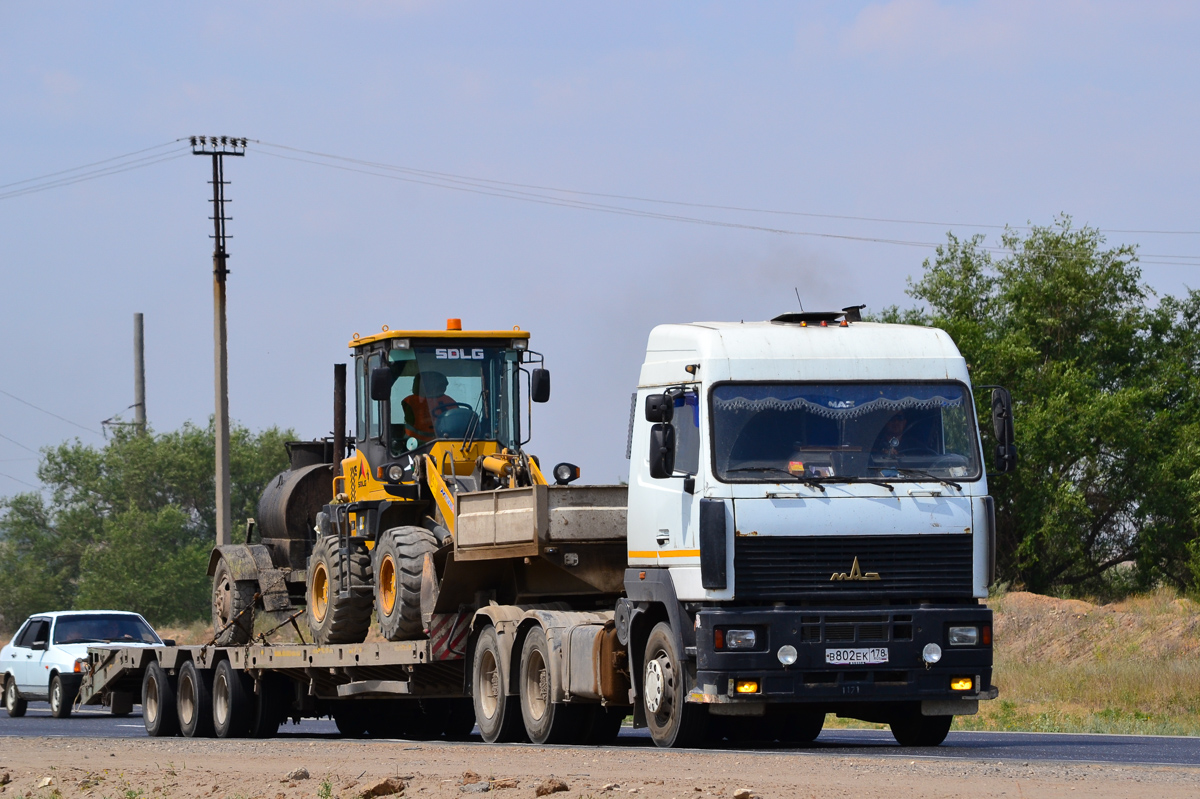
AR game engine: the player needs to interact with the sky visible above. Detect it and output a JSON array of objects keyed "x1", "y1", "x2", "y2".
[{"x1": 1, "y1": 1, "x2": 1198, "y2": 492}]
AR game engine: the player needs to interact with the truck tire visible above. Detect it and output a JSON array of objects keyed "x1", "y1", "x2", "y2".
[
  {"x1": 212, "y1": 556, "x2": 256, "y2": 646},
  {"x1": 437, "y1": 698, "x2": 478, "y2": 741},
  {"x1": 890, "y1": 710, "x2": 953, "y2": 746},
  {"x1": 471, "y1": 626, "x2": 525, "y2": 743},
  {"x1": 142, "y1": 662, "x2": 180, "y2": 737},
  {"x1": 3, "y1": 677, "x2": 26, "y2": 718},
  {"x1": 642, "y1": 622, "x2": 707, "y2": 748},
  {"x1": 306, "y1": 535, "x2": 372, "y2": 645},
  {"x1": 519, "y1": 626, "x2": 578, "y2": 744},
  {"x1": 770, "y1": 707, "x2": 824, "y2": 744},
  {"x1": 331, "y1": 702, "x2": 369, "y2": 737},
  {"x1": 177, "y1": 660, "x2": 215, "y2": 738},
  {"x1": 578, "y1": 705, "x2": 626, "y2": 745},
  {"x1": 373, "y1": 526, "x2": 437, "y2": 641},
  {"x1": 213, "y1": 659, "x2": 252, "y2": 738},
  {"x1": 49, "y1": 674, "x2": 77, "y2": 719},
  {"x1": 250, "y1": 673, "x2": 290, "y2": 738}
]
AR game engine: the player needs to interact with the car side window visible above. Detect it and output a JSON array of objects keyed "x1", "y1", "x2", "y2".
[
  {"x1": 11, "y1": 620, "x2": 32, "y2": 648},
  {"x1": 15, "y1": 619, "x2": 46, "y2": 648}
]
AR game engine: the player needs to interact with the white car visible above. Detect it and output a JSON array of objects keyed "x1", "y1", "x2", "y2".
[{"x1": 2, "y1": 610, "x2": 168, "y2": 718}]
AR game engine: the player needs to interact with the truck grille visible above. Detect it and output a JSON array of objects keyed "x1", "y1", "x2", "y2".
[{"x1": 733, "y1": 534, "x2": 974, "y2": 601}]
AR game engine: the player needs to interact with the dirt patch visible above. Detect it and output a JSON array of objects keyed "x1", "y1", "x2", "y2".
[{"x1": 0, "y1": 736, "x2": 1196, "y2": 799}]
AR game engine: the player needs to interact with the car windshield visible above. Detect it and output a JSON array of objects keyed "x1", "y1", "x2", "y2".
[
  {"x1": 52, "y1": 614, "x2": 160, "y2": 645},
  {"x1": 712, "y1": 382, "x2": 981, "y2": 482}
]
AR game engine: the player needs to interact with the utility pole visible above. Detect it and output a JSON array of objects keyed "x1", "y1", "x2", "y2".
[
  {"x1": 191, "y1": 136, "x2": 246, "y2": 547},
  {"x1": 133, "y1": 313, "x2": 146, "y2": 432}
]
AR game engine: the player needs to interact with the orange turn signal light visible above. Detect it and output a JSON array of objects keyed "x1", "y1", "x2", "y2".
[
  {"x1": 951, "y1": 676, "x2": 974, "y2": 691},
  {"x1": 735, "y1": 680, "x2": 759, "y2": 694}
]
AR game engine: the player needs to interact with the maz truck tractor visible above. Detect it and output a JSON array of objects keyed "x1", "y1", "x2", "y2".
[{"x1": 77, "y1": 308, "x2": 1012, "y2": 748}]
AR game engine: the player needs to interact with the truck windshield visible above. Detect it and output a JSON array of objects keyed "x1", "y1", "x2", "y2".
[
  {"x1": 711, "y1": 382, "x2": 981, "y2": 482},
  {"x1": 53, "y1": 614, "x2": 160, "y2": 645},
  {"x1": 386, "y1": 344, "x2": 519, "y2": 454}
]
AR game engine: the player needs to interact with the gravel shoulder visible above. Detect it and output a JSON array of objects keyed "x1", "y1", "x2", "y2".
[{"x1": 0, "y1": 736, "x2": 1197, "y2": 799}]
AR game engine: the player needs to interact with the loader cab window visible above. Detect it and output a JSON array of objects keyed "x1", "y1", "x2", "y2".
[
  {"x1": 355, "y1": 356, "x2": 368, "y2": 440},
  {"x1": 385, "y1": 344, "x2": 519, "y2": 454},
  {"x1": 367, "y1": 353, "x2": 383, "y2": 439}
]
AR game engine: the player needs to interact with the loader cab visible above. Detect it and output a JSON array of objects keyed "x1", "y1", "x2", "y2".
[{"x1": 348, "y1": 323, "x2": 538, "y2": 493}]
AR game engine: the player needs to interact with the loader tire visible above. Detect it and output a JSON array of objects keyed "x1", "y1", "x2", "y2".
[
  {"x1": 211, "y1": 556, "x2": 255, "y2": 646},
  {"x1": 305, "y1": 535, "x2": 372, "y2": 645},
  {"x1": 374, "y1": 526, "x2": 438, "y2": 641}
]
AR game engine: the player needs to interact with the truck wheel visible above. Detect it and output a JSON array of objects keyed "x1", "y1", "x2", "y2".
[
  {"x1": 3, "y1": 677, "x2": 26, "y2": 718},
  {"x1": 250, "y1": 674, "x2": 290, "y2": 738},
  {"x1": 519, "y1": 626, "x2": 577, "y2": 744},
  {"x1": 438, "y1": 698, "x2": 478, "y2": 741},
  {"x1": 211, "y1": 556, "x2": 255, "y2": 646},
  {"x1": 890, "y1": 711, "x2": 953, "y2": 746},
  {"x1": 306, "y1": 535, "x2": 372, "y2": 645},
  {"x1": 771, "y1": 708, "x2": 824, "y2": 744},
  {"x1": 374, "y1": 526, "x2": 437, "y2": 641},
  {"x1": 49, "y1": 674, "x2": 76, "y2": 719},
  {"x1": 332, "y1": 703, "x2": 369, "y2": 737},
  {"x1": 577, "y1": 705, "x2": 626, "y2": 745},
  {"x1": 643, "y1": 622, "x2": 707, "y2": 748},
  {"x1": 213, "y1": 659, "x2": 252, "y2": 738},
  {"x1": 142, "y1": 662, "x2": 180, "y2": 737},
  {"x1": 471, "y1": 626, "x2": 525, "y2": 743},
  {"x1": 177, "y1": 660, "x2": 215, "y2": 738}
]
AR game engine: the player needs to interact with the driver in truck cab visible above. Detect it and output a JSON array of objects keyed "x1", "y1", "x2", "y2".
[{"x1": 402, "y1": 371, "x2": 457, "y2": 442}]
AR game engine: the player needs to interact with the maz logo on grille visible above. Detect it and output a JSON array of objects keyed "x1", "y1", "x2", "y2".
[{"x1": 830, "y1": 556, "x2": 880, "y2": 582}]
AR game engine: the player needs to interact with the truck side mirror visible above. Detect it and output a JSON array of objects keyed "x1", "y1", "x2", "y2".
[
  {"x1": 370, "y1": 367, "x2": 394, "y2": 401},
  {"x1": 649, "y1": 423, "x2": 676, "y2": 478},
  {"x1": 991, "y1": 387, "x2": 1018, "y2": 473},
  {"x1": 645, "y1": 394, "x2": 674, "y2": 423},
  {"x1": 531, "y1": 368, "x2": 551, "y2": 403}
]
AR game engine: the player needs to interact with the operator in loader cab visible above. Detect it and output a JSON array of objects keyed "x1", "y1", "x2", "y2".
[{"x1": 402, "y1": 371, "x2": 457, "y2": 443}]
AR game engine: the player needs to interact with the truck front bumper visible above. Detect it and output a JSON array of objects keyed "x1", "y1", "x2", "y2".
[{"x1": 690, "y1": 605, "x2": 994, "y2": 709}]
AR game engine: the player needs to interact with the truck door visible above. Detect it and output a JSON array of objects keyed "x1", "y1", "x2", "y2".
[{"x1": 657, "y1": 391, "x2": 702, "y2": 552}]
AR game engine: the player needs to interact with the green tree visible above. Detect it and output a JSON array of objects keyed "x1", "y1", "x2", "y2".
[
  {"x1": 880, "y1": 217, "x2": 1200, "y2": 595},
  {"x1": 0, "y1": 420, "x2": 292, "y2": 631}
]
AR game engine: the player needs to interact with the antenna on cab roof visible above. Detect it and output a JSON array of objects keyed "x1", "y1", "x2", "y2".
[{"x1": 794, "y1": 287, "x2": 805, "y2": 312}]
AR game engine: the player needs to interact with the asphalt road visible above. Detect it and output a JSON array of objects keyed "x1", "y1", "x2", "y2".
[{"x1": 3, "y1": 703, "x2": 1197, "y2": 768}]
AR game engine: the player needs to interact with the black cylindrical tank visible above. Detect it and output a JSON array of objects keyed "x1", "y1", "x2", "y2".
[{"x1": 257, "y1": 463, "x2": 333, "y2": 570}]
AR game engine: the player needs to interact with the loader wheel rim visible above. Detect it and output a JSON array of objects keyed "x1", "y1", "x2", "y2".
[
  {"x1": 379, "y1": 554, "x2": 397, "y2": 617},
  {"x1": 214, "y1": 573, "x2": 232, "y2": 624},
  {"x1": 311, "y1": 561, "x2": 330, "y2": 623},
  {"x1": 479, "y1": 648, "x2": 500, "y2": 719}
]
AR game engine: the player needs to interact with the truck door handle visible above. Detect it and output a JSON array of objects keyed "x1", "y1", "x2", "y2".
[{"x1": 656, "y1": 530, "x2": 670, "y2": 546}]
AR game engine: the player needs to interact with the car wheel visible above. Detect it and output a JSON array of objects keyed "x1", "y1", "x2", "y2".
[
  {"x1": 49, "y1": 674, "x2": 74, "y2": 719},
  {"x1": 4, "y1": 677, "x2": 27, "y2": 718}
]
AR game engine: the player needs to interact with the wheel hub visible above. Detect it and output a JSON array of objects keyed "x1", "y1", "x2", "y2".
[
  {"x1": 311, "y1": 562, "x2": 330, "y2": 623},
  {"x1": 379, "y1": 554, "x2": 397, "y2": 617},
  {"x1": 644, "y1": 658, "x2": 666, "y2": 714}
]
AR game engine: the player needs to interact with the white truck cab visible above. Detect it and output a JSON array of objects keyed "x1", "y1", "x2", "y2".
[{"x1": 619, "y1": 310, "x2": 1010, "y2": 746}]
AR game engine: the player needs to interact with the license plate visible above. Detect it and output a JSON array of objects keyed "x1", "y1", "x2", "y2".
[{"x1": 825, "y1": 647, "x2": 889, "y2": 665}]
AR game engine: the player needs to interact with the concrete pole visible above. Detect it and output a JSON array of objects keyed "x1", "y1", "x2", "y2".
[
  {"x1": 212, "y1": 153, "x2": 232, "y2": 547},
  {"x1": 133, "y1": 313, "x2": 146, "y2": 432}
]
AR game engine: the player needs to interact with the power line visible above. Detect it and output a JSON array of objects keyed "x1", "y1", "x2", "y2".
[
  {"x1": 0, "y1": 432, "x2": 38, "y2": 454},
  {"x1": 0, "y1": 150, "x2": 190, "y2": 201},
  {"x1": 0, "y1": 139, "x2": 184, "y2": 191},
  {"x1": 255, "y1": 140, "x2": 1200, "y2": 238},
  {"x1": 254, "y1": 146, "x2": 1200, "y2": 267},
  {"x1": 0, "y1": 471, "x2": 38, "y2": 489},
  {"x1": 0, "y1": 388, "x2": 102, "y2": 436}
]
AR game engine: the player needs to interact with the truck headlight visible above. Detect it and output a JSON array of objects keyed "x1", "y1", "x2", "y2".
[
  {"x1": 922, "y1": 643, "x2": 943, "y2": 664},
  {"x1": 949, "y1": 626, "x2": 979, "y2": 646},
  {"x1": 777, "y1": 644, "x2": 798, "y2": 666},
  {"x1": 718, "y1": 629, "x2": 757, "y2": 650}
]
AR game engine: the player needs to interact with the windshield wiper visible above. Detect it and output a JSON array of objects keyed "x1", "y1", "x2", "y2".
[
  {"x1": 893, "y1": 468, "x2": 962, "y2": 491},
  {"x1": 724, "y1": 467, "x2": 838, "y2": 491}
]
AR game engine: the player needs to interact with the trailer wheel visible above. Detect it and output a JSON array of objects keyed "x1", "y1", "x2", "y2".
[
  {"x1": 374, "y1": 526, "x2": 437, "y2": 641},
  {"x1": 437, "y1": 698, "x2": 478, "y2": 741},
  {"x1": 519, "y1": 626, "x2": 578, "y2": 744},
  {"x1": 177, "y1": 660, "x2": 215, "y2": 738},
  {"x1": 577, "y1": 705, "x2": 626, "y2": 745},
  {"x1": 332, "y1": 702, "x2": 369, "y2": 737},
  {"x1": 4, "y1": 677, "x2": 26, "y2": 718},
  {"x1": 250, "y1": 674, "x2": 290, "y2": 738},
  {"x1": 642, "y1": 622, "x2": 707, "y2": 748},
  {"x1": 771, "y1": 708, "x2": 824, "y2": 744},
  {"x1": 471, "y1": 626, "x2": 525, "y2": 743},
  {"x1": 211, "y1": 556, "x2": 255, "y2": 646},
  {"x1": 890, "y1": 711, "x2": 953, "y2": 747},
  {"x1": 142, "y1": 662, "x2": 179, "y2": 737},
  {"x1": 213, "y1": 659, "x2": 252, "y2": 738},
  {"x1": 306, "y1": 535, "x2": 372, "y2": 645}
]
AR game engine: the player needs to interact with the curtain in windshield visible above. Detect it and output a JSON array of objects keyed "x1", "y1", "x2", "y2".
[{"x1": 711, "y1": 382, "x2": 980, "y2": 482}]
